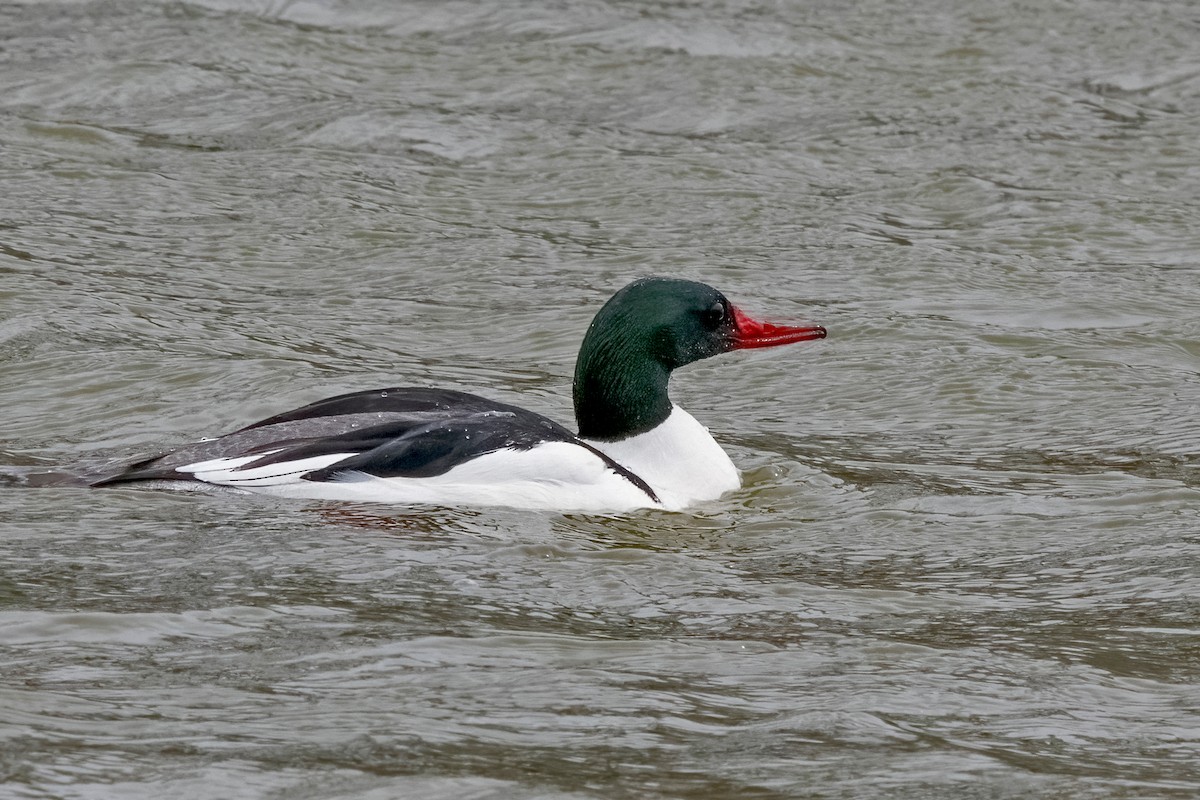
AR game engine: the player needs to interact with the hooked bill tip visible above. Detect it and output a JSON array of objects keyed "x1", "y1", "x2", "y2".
[{"x1": 730, "y1": 306, "x2": 826, "y2": 350}]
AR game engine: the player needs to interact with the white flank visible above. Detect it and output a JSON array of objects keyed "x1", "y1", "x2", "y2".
[{"x1": 182, "y1": 443, "x2": 660, "y2": 512}]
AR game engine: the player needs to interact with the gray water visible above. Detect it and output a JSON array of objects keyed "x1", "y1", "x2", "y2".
[{"x1": 3, "y1": 1, "x2": 1199, "y2": 797}]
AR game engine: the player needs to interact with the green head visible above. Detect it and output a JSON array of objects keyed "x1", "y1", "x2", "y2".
[{"x1": 572, "y1": 278, "x2": 825, "y2": 440}]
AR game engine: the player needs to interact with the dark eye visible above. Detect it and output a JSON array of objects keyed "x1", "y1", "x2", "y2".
[{"x1": 699, "y1": 302, "x2": 725, "y2": 331}]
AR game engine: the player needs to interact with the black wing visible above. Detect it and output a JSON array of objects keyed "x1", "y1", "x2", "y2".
[{"x1": 231, "y1": 387, "x2": 516, "y2": 432}]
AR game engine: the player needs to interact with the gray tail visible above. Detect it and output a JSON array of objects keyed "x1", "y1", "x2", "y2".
[{"x1": 0, "y1": 466, "x2": 94, "y2": 488}]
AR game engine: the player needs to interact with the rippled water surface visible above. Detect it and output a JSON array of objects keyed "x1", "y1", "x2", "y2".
[{"x1": 3, "y1": 1, "x2": 1199, "y2": 797}]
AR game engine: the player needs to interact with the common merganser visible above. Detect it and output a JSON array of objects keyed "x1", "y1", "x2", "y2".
[{"x1": 93, "y1": 278, "x2": 825, "y2": 512}]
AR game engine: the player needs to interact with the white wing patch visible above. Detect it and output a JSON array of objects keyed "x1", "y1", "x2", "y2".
[
  {"x1": 177, "y1": 452, "x2": 356, "y2": 487},
  {"x1": 181, "y1": 452, "x2": 281, "y2": 473}
]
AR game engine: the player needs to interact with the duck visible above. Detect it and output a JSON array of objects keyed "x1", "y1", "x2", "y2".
[{"x1": 92, "y1": 277, "x2": 826, "y2": 512}]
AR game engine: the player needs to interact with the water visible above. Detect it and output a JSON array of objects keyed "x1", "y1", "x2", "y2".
[{"x1": 2, "y1": 0, "x2": 1199, "y2": 797}]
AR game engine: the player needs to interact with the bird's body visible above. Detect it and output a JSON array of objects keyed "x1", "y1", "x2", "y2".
[{"x1": 93, "y1": 278, "x2": 825, "y2": 512}]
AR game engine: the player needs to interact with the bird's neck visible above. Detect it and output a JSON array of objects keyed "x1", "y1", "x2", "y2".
[{"x1": 573, "y1": 337, "x2": 673, "y2": 441}]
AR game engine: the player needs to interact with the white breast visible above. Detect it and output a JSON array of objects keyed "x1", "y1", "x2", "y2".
[{"x1": 585, "y1": 406, "x2": 740, "y2": 511}]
